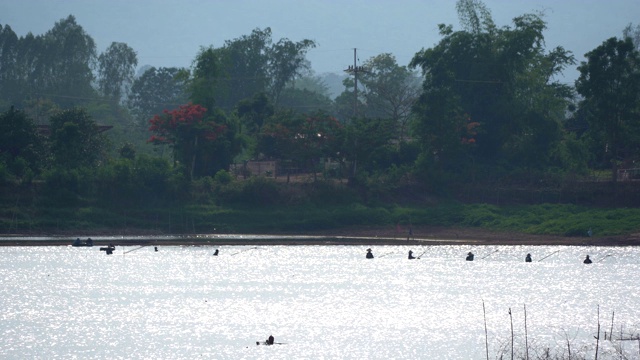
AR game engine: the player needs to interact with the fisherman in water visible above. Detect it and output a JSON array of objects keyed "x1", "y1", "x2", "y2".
[
  {"x1": 408, "y1": 250, "x2": 415, "y2": 259},
  {"x1": 366, "y1": 248, "x2": 374, "y2": 259},
  {"x1": 583, "y1": 255, "x2": 592, "y2": 264},
  {"x1": 525, "y1": 253, "x2": 532, "y2": 262},
  {"x1": 213, "y1": 249, "x2": 219, "y2": 256},
  {"x1": 466, "y1": 252, "x2": 474, "y2": 261},
  {"x1": 266, "y1": 335, "x2": 274, "y2": 345}
]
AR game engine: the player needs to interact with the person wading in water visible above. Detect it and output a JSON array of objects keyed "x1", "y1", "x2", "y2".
[{"x1": 366, "y1": 249, "x2": 374, "y2": 259}]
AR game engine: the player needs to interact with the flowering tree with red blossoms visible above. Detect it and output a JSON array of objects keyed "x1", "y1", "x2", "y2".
[
  {"x1": 148, "y1": 103, "x2": 227, "y2": 179},
  {"x1": 258, "y1": 111, "x2": 343, "y2": 181}
]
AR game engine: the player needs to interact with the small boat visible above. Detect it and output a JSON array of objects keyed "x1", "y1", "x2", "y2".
[{"x1": 72, "y1": 238, "x2": 93, "y2": 247}]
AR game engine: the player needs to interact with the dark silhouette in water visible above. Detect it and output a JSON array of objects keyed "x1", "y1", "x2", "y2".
[
  {"x1": 256, "y1": 335, "x2": 276, "y2": 346},
  {"x1": 154, "y1": 246, "x2": 158, "y2": 252},
  {"x1": 408, "y1": 250, "x2": 415, "y2": 259},
  {"x1": 466, "y1": 252, "x2": 474, "y2": 261},
  {"x1": 213, "y1": 249, "x2": 219, "y2": 256},
  {"x1": 583, "y1": 255, "x2": 592, "y2": 264},
  {"x1": 525, "y1": 253, "x2": 532, "y2": 262},
  {"x1": 366, "y1": 249, "x2": 374, "y2": 259}
]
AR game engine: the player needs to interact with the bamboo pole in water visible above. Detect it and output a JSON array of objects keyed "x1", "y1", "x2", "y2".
[
  {"x1": 509, "y1": 307, "x2": 514, "y2": 360},
  {"x1": 595, "y1": 305, "x2": 601, "y2": 360},
  {"x1": 609, "y1": 311, "x2": 615, "y2": 341},
  {"x1": 524, "y1": 304, "x2": 529, "y2": 360},
  {"x1": 483, "y1": 300, "x2": 489, "y2": 360}
]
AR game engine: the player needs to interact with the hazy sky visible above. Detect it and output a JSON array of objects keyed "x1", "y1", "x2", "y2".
[{"x1": 1, "y1": 0, "x2": 638, "y2": 83}]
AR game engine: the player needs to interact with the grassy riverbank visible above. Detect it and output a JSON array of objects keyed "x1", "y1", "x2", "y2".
[{"x1": 3, "y1": 202, "x2": 640, "y2": 244}]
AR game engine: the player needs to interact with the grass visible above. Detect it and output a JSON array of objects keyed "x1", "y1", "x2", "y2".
[{"x1": 2, "y1": 200, "x2": 640, "y2": 238}]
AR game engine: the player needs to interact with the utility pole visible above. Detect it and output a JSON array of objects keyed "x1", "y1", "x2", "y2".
[
  {"x1": 344, "y1": 48, "x2": 367, "y2": 118},
  {"x1": 344, "y1": 48, "x2": 368, "y2": 180}
]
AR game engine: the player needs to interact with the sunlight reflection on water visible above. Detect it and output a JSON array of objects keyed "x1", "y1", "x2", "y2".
[{"x1": 1, "y1": 245, "x2": 639, "y2": 359}]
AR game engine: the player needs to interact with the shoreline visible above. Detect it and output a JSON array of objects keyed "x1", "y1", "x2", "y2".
[{"x1": 1, "y1": 225, "x2": 639, "y2": 246}]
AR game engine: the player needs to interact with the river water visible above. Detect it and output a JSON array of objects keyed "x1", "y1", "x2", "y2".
[{"x1": 1, "y1": 244, "x2": 639, "y2": 359}]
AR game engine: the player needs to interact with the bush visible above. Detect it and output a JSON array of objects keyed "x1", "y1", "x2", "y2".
[{"x1": 214, "y1": 170, "x2": 233, "y2": 185}]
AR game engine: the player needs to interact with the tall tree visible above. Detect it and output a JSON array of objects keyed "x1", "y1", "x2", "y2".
[
  {"x1": 410, "y1": 1, "x2": 574, "y2": 178},
  {"x1": 236, "y1": 92, "x2": 274, "y2": 135},
  {"x1": 48, "y1": 107, "x2": 109, "y2": 169},
  {"x1": 0, "y1": 106, "x2": 44, "y2": 179},
  {"x1": 188, "y1": 46, "x2": 220, "y2": 111},
  {"x1": 148, "y1": 103, "x2": 235, "y2": 179},
  {"x1": 358, "y1": 53, "x2": 421, "y2": 140},
  {"x1": 98, "y1": 42, "x2": 138, "y2": 102},
  {"x1": 258, "y1": 110, "x2": 343, "y2": 181},
  {"x1": 39, "y1": 15, "x2": 97, "y2": 107},
  {"x1": 128, "y1": 67, "x2": 187, "y2": 127},
  {"x1": 0, "y1": 25, "x2": 19, "y2": 107},
  {"x1": 576, "y1": 37, "x2": 640, "y2": 181},
  {"x1": 202, "y1": 28, "x2": 316, "y2": 110},
  {"x1": 268, "y1": 37, "x2": 316, "y2": 106},
  {"x1": 623, "y1": 23, "x2": 640, "y2": 50},
  {"x1": 214, "y1": 28, "x2": 271, "y2": 110}
]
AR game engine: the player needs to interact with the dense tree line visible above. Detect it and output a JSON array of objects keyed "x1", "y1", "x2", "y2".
[{"x1": 0, "y1": 0, "x2": 639, "y2": 210}]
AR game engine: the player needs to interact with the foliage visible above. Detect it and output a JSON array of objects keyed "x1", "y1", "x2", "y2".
[
  {"x1": 357, "y1": 53, "x2": 421, "y2": 140},
  {"x1": 128, "y1": 66, "x2": 187, "y2": 127},
  {"x1": 342, "y1": 116, "x2": 395, "y2": 179},
  {"x1": 278, "y1": 87, "x2": 334, "y2": 115},
  {"x1": 410, "y1": 2, "x2": 575, "y2": 181},
  {"x1": 95, "y1": 154, "x2": 174, "y2": 207},
  {"x1": 97, "y1": 42, "x2": 138, "y2": 102},
  {"x1": 0, "y1": 16, "x2": 97, "y2": 108},
  {"x1": 48, "y1": 107, "x2": 109, "y2": 170},
  {"x1": 576, "y1": 37, "x2": 640, "y2": 181},
  {"x1": 268, "y1": 36, "x2": 316, "y2": 106},
  {"x1": 148, "y1": 103, "x2": 230, "y2": 179},
  {"x1": 0, "y1": 106, "x2": 44, "y2": 180},
  {"x1": 236, "y1": 92, "x2": 274, "y2": 135},
  {"x1": 213, "y1": 169, "x2": 233, "y2": 185},
  {"x1": 258, "y1": 110, "x2": 343, "y2": 179},
  {"x1": 196, "y1": 28, "x2": 315, "y2": 111}
]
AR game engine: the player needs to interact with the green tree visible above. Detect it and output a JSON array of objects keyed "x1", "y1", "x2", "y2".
[
  {"x1": 188, "y1": 46, "x2": 220, "y2": 111},
  {"x1": 39, "y1": 15, "x2": 97, "y2": 107},
  {"x1": 236, "y1": 92, "x2": 274, "y2": 135},
  {"x1": 342, "y1": 116, "x2": 395, "y2": 179},
  {"x1": 213, "y1": 28, "x2": 271, "y2": 110},
  {"x1": 202, "y1": 28, "x2": 316, "y2": 110},
  {"x1": 358, "y1": 53, "x2": 421, "y2": 140},
  {"x1": 97, "y1": 42, "x2": 138, "y2": 102},
  {"x1": 623, "y1": 23, "x2": 640, "y2": 50},
  {"x1": 576, "y1": 37, "x2": 640, "y2": 181},
  {"x1": 148, "y1": 103, "x2": 236, "y2": 179},
  {"x1": 0, "y1": 25, "x2": 20, "y2": 107},
  {"x1": 0, "y1": 106, "x2": 44, "y2": 180},
  {"x1": 258, "y1": 110, "x2": 343, "y2": 181},
  {"x1": 410, "y1": 1, "x2": 574, "y2": 179},
  {"x1": 277, "y1": 87, "x2": 334, "y2": 115},
  {"x1": 128, "y1": 66, "x2": 187, "y2": 127},
  {"x1": 268, "y1": 37, "x2": 316, "y2": 106},
  {"x1": 49, "y1": 107, "x2": 109, "y2": 169}
]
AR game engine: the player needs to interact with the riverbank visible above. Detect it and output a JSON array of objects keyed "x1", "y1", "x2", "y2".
[{"x1": 1, "y1": 225, "x2": 639, "y2": 246}]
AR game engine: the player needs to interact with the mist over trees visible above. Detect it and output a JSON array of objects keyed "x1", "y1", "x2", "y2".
[{"x1": 0, "y1": 0, "x2": 639, "y2": 211}]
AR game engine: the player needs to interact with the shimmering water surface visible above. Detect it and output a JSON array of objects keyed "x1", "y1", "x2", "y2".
[{"x1": 1, "y1": 244, "x2": 639, "y2": 359}]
